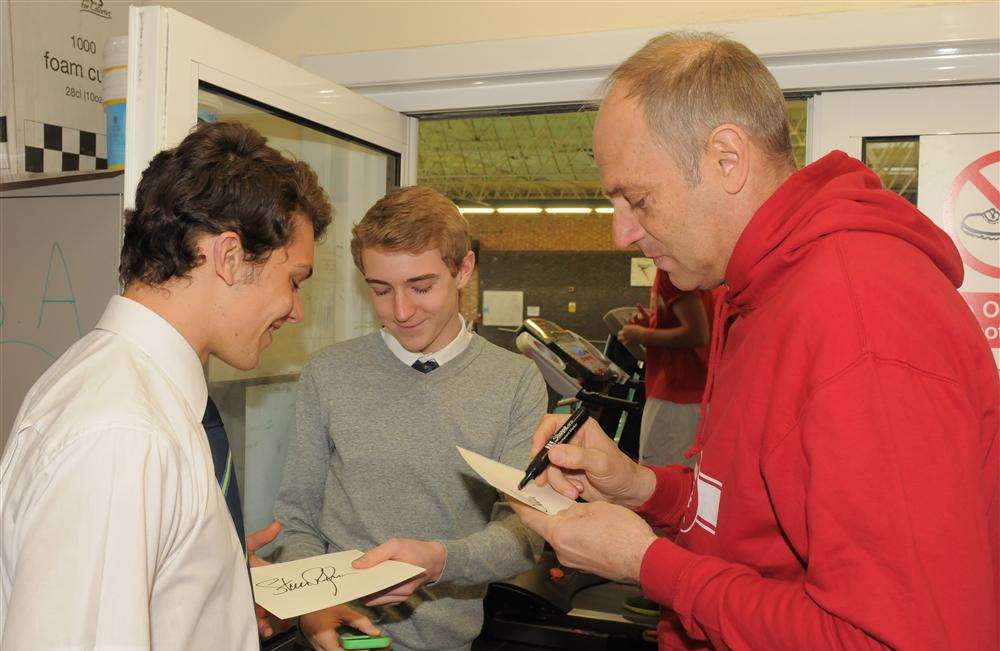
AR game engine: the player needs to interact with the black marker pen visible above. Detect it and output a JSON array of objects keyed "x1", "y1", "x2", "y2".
[{"x1": 518, "y1": 402, "x2": 590, "y2": 490}]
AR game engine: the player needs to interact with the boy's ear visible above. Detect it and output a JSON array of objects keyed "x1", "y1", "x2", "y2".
[
  {"x1": 211, "y1": 232, "x2": 243, "y2": 285},
  {"x1": 454, "y1": 250, "x2": 475, "y2": 290}
]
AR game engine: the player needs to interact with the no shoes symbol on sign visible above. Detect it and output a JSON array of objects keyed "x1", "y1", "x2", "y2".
[
  {"x1": 945, "y1": 150, "x2": 1000, "y2": 351},
  {"x1": 945, "y1": 150, "x2": 1000, "y2": 278}
]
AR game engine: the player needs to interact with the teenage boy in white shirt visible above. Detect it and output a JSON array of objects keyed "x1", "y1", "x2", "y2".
[{"x1": 0, "y1": 121, "x2": 335, "y2": 650}]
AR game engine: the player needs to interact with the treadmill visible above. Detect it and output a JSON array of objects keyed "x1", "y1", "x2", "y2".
[
  {"x1": 516, "y1": 318, "x2": 640, "y2": 417},
  {"x1": 600, "y1": 307, "x2": 646, "y2": 460},
  {"x1": 482, "y1": 318, "x2": 656, "y2": 650}
]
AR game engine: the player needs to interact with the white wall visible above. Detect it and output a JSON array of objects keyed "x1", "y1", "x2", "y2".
[{"x1": 145, "y1": 0, "x2": 972, "y2": 64}]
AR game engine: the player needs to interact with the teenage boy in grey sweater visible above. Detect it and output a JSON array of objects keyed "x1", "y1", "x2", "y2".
[{"x1": 274, "y1": 186, "x2": 547, "y2": 651}]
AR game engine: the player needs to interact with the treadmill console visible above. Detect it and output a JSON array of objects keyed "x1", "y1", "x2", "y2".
[
  {"x1": 554, "y1": 339, "x2": 608, "y2": 380},
  {"x1": 520, "y1": 318, "x2": 617, "y2": 383},
  {"x1": 604, "y1": 307, "x2": 645, "y2": 361}
]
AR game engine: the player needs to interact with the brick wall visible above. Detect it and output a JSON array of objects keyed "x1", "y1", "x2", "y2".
[
  {"x1": 466, "y1": 213, "x2": 618, "y2": 251},
  {"x1": 460, "y1": 212, "x2": 643, "y2": 331}
]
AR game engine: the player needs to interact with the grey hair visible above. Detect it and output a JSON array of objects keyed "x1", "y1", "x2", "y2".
[{"x1": 605, "y1": 31, "x2": 794, "y2": 184}]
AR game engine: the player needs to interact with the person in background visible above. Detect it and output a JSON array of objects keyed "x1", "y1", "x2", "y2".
[
  {"x1": 511, "y1": 31, "x2": 998, "y2": 650},
  {"x1": 0, "y1": 121, "x2": 335, "y2": 649},
  {"x1": 618, "y1": 268, "x2": 715, "y2": 467},
  {"x1": 274, "y1": 186, "x2": 547, "y2": 651},
  {"x1": 616, "y1": 267, "x2": 716, "y2": 621}
]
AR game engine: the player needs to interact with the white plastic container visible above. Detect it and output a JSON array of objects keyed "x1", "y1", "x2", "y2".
[{"x1": 102, "y1": 35, "x2": 128, "y2": 170}]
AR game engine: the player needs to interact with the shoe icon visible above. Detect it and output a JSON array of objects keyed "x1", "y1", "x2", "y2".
[{"x1": 961, "y1": 207, "x2": 1000, "y2": 240}]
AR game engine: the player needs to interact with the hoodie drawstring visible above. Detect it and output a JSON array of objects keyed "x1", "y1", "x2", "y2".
[{"x1": 687, "y1": 290, "x2": 736, "y2": 459}]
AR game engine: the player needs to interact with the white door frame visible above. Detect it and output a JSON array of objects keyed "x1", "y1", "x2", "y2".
[
  {"x1": 123, "y1": 5, "x2": 418, "y2": 351},
  {"x1": 301, "y1": 3, "x2": 999, "y2": 114},
  {"x1": 809, "y1": 85, "x2": 1000, "y2": 160},
  {"x1": 124, "y1": 5, "x2": 416, "y2": 211}
]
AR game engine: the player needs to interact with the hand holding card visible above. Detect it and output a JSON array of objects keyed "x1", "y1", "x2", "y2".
[
  {"x1": 457, "y1": 446, "x2": 576, "y2": 515},
  {"x1": 250, "y1": 550, "x2": 423, "y2": 620}
]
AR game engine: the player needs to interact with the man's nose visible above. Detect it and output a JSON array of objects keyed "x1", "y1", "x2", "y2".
[
  {"x1": 612, "y1": 208, "x2": 645, "y2": 249},
  {"x1": 287, "y1": 291, "x2": 304, "y2": 324}
]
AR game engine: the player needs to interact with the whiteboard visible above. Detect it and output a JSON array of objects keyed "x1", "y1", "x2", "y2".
[{"x1": 0, "y1": 173, "x2": 123, "y2": 448}]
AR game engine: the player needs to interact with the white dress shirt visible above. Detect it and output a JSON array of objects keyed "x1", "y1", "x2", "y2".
[
  {"x1": 381, "y1": 315, "x2": 472, "y2": 368},
  {"x1": 0, "y1": 296, "x2": 256, "y2": 650}
]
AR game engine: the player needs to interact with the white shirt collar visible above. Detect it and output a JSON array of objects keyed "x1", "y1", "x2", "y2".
[
  {"x1": 381, "y1": 315, "x2": 472, "y2": 368},
  {"x1": 95, "y1": 295, "x2": 208, "y2": 417}
]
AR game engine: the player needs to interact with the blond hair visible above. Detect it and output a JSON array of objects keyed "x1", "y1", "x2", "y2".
[
  {"x1": 608, "y1": 32, "x2": 793, "y2": 184},
  {"x1": 351, "y1": 186, "x2": 471, "y2": 275}
]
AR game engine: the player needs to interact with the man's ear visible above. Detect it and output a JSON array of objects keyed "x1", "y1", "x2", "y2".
[
  {"x1": 211, "y1": 232, "x2": 244, "y2": 285},
  {"x1": 706, "y1": 124, "x2": 750, "y2": 195},
  {"x1": 454, "y1": 250, "x2": 476, "y2": 290}
]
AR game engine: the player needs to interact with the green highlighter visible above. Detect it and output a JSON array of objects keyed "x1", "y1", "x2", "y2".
[{"x1": 340, "y1": 633, "x2": 391, "y2": 650}]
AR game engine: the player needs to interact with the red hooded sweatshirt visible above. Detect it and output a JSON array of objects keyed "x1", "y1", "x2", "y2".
[{"x1": 634, "y1": 151, "x2": 999, "y2": 650}]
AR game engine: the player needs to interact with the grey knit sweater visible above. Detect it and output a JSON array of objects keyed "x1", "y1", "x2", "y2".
[{"x1": 273, "y1": 331, "x2": 546, "y2": 651}]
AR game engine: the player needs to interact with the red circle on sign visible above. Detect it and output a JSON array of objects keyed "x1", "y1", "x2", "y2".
[{"x1": 943, "y1": 150, "x2": 1000, "y2": 279}]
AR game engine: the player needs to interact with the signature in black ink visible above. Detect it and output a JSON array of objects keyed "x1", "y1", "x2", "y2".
[
  {"x1": 517, "y1": 493, "x2": 545, "y2": 512},
  {"x1": 255, "y1": 566, "x2": 359, "y2": 597}
]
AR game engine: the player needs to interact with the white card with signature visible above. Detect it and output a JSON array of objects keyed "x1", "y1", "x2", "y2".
[
  {"x1": 251, "y1": 550, "x2": 424, "y2": 619},
  {"x1": 457, "y1": 447, "x2": 576, "y2": 515}
]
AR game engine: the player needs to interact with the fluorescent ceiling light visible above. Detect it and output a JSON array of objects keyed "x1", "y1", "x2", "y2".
[
  {"x1": 458, "y1": 207, "x2": 495, "y2": 214},
  {"x1": 544, "y1": 207, "x2": 593, "y2": 214},
  {"x1": 497, "y1": 207, "x2": 543, "y2": 214},
  {"x1": 595, "y1": 207, "x2": 614, "y2": 214}
]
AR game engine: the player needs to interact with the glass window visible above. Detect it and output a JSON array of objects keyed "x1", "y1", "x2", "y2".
[
  {"x1": 199, "y1": 85, "x2": 397, "y2": 382},
  {"x1": 418, "y1": 99, "x2": 810, "y2": 350},
  {"x1": 862, "y1": 136, "x2": 920, "y2": 206},
  {"x1": 419, "y1": 108, "x2": 602, "y2": 203},
  {"x1": 198, "y1": 86, "x2": 397, "y2": 546},
  {"x1": 419, "y1": 97, "x2": 809, "y2": 204},
  {"x1": 786, "y1": 97, "x2": 808, "y2": 170}
]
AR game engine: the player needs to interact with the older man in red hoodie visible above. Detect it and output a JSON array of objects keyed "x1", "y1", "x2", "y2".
[{"x1": 510, "y1": 32, "x2": 998, "y2": 651}]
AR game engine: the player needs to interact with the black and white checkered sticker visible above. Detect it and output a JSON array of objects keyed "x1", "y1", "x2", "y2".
[
  {"x1": 23, "y1": 120, "x2": 107, "y2": 173},
  {"x1": 0, "y1": 115, "x2": 9, "y2": 172}
]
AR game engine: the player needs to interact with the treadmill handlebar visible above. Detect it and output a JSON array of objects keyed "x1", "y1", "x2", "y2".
[
  {"x1": 577, "y1": 389, "x2": 641, "y2": 411},
  {"x1": 617, "y1": 376, "x2": 644, "y2": 391}
]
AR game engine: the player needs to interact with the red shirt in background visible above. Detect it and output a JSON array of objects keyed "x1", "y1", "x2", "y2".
[{"x1": 643, "y1": 270, "x2": 717, "y2": 404}]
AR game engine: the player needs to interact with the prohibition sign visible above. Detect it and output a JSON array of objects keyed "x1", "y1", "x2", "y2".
[{"x1": 943, "y1": 150, "x2": 1000, "y2": 278}]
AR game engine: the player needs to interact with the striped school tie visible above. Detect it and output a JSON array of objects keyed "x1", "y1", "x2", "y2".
[{"x1": 202, "y1": 396, "x2": 246, "y2": 553}]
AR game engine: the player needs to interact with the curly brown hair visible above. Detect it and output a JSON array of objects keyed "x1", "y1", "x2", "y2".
[{"x1": 119, "y1": 121, "x2": 332, "y2": 287}]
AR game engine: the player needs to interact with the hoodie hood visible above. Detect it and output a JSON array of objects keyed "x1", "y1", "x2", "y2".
[
  {"x1": 724, "y1": 151, "x2": 964, "y2": 312},
  {"x1": 687, "y1": 151, "x2": 965, "y2": 459}
]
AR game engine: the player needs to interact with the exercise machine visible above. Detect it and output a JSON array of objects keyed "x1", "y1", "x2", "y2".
[{"x1": 482, "y1": 317, "x2": 656, "y2": 650}]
